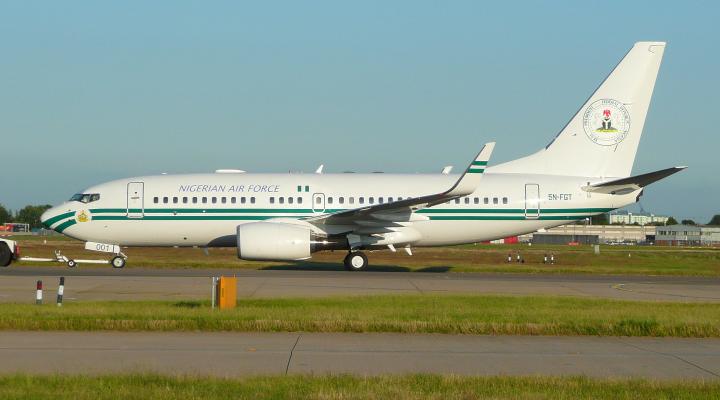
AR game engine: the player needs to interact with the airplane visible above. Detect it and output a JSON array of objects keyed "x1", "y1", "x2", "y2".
[{"x1": 27, "y1": 41, "x2": 683, "y2": 271}]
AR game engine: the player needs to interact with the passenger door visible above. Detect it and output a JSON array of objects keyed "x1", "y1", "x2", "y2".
[
  {"x1": 524, "y1": 183, "x2": 540, "y2": 219},
  {"x1": 127, "y1": 182, "x2": 145, "y2": 219}
]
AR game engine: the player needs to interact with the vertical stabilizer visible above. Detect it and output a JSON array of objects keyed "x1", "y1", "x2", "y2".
[{"x1": 492, "y1": 42, "x2": 666, "y2": 178}]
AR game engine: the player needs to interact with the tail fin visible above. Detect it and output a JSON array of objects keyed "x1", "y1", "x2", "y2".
[{"x1": 493, "y1": 42, "x2": 666, "y2": 178}]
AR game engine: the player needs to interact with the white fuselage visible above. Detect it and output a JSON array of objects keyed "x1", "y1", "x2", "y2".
[{"x1": 41, "y1": 170, "x2": 637, "y2": 248}]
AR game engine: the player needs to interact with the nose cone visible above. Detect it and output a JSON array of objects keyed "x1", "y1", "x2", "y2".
[
  {"x1": 40, "y1": 206, "x2": 70, "y2": 231},
  {"x1": 40, "y1": 208, "x2": 54, "y2": 229}
]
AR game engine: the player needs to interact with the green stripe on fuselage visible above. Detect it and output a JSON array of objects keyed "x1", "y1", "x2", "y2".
[
  {"x1": 42, "y1": 211, "x2": 76, "y2": 228},
  {"x1": 54, "y1": 219, "x2": 77, "y2": 233}
]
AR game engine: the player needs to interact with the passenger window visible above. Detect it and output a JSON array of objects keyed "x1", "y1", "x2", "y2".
[
  {"x1": 297, "y1": 197, "x2": 302, "y2": 204},
  {"x1": 349, "y1": 197, "x2": 355, "y2": 204},
  {"x1": 279, "y1": 197, "x2": 284, "y2": 204},
  {"x1": 231, "y1": 197, "x2": 236, "y2": 204},
  {"x1": 369, "y1": 197, "x2": 375, "y2": 204},
  {"x1": 212, "y1": 197, "x2": 217, "y2": 204},
  {"x1": 379, "y1": 197, "x2": 384, "y2": 204},
  {"x1": 474, "y1": 197, "x2": 479, "y2": 205},
  {"x1": 454, "y1": 198, "x2": 460, "y2": 204},
  {"x1": 484, "y1": 197, "x2": 489, "y2": 205},
  {"x1": 192, "y1": 197, "x2": 197, "y2": 204},
  {"x1": 388, "y1": 197, "x2": 393, "y2": 203},
  {"x1": 250, "y1": 197, "x2": 256, "y2": 204},
  {"x1": 173, "y1": 197, "x2": 178, "y2": 204},
  {"x1": 464, "y1": 197, "x2": 470, "y2": 205},
  {"x1": 202, "y1": 197, "x2": 207, "y2": 204},
  {"x1": 493, "y1": 197, "x2": 498, "y2": 205},
  {"x1": 398, "y1": 197, "x2": 403, "y2": 201},
  {"x1": 339, "y1": 197, "x2": 344, "y2": 204},
  {"x1": 502, "y1": 197, "x2": 508, "y2": 204},
  {"x1": 221, "y1": 197, "x2": 227, "y2": 204},
  {"x1": 304, "y1": 185, "x2": 309, "y2": 192},
  {"x1": 241, "y1": 197, "x2": 246, "y2": 204},
  {"x1": 183, "y1": 197, "x2": 188, "y2": 204},
  {"x1": 328, "y1": 197, "x2": 333, "y2": 204},
  {"x1": 270, "y1": 197, "x2": 275, "y2": 204},
  {"x1": 359, "y1": 197, "x2": 364, "y2": 204},
  {"x1": 315, "y1": 197, "x2": 321, "y2": 204},
  {"x1": 163, "y1": 197, "x2": 168, "y2": 204},
  {"x1": 153, "y1": 197, "x2": 159, "y2": 204},
  {"x1": 288, "y1": 197, "x2": 294, "y2": 204}
]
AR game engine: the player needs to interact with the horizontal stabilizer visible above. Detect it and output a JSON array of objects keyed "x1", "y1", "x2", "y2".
[{"x1": 583, "y1": 166, "x2": 686, "y2": 195}]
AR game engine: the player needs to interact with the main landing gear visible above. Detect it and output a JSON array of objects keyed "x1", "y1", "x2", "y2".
[{"x1": 343, "y1": 251, "x2": 368, "y2": 271}]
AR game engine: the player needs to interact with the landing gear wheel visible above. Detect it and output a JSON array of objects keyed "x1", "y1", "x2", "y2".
[
  {"x1": 344, "y1": 251, "x2": 368, "y2": 271},
  {"x1": 67, "y1": 260, "x2": 77, "y2": 268},
  {"x1": 0, "y1": 243, "x2": 11, "y2": 267},
  {"x1": 111, "y1": 256, "x2": 126, "y2": 269}
]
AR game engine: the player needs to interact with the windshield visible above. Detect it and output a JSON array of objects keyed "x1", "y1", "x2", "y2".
[{"x1": 69, "y1": 193, "x2": 100, "y2": 203}]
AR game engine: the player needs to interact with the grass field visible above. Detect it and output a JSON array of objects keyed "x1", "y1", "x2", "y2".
[
  {"x1": 9, "y1": 235, "x2": 720, "y2": 276},
  {"x1": 1, "y1": 374, "x2": 718, "y2": 400},
  {"x1": 4, "y1": 295, "x2": 720, "y2": 337}
]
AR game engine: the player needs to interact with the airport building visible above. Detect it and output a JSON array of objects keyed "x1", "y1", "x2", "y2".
[
  {"x1": 521, "y1": 224, "x2": 657, "y2": 244},
  {"x1": 608, "y1": 211, "x2": 669, "y2": 226},
  {"x1": 656, "y1": 224, "x2": 720, "y2": 246}
]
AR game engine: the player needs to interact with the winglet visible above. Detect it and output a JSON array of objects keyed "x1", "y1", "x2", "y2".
[{"x1": 446, "y1": 142, "x2": 495, "y2": 197}]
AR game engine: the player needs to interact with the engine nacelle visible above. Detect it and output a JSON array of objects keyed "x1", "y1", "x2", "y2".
[{"x1": 237, "y1": 222, "x2": 312, "y2": 261}]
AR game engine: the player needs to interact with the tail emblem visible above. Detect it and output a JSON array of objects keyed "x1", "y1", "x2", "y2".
[{"x1": 583, "y1": 99, "x2": 631, "y2": 146}]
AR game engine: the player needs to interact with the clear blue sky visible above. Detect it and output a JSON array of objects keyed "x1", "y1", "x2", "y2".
[{"x1": 0, "y1": 1, "x2": 717, "y2": 222}]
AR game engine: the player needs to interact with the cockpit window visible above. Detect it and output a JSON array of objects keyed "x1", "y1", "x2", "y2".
[{"x1": 69, "y1": 193, "x2": 100, "y2": 203}]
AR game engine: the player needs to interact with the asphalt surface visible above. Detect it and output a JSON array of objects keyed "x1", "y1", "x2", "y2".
[
  {"x1": 1, "y1": 267, "x2": 719, "y2": 302},
  {"x1": 1, "y1": 332, "x2": 718, "y2": 379}
]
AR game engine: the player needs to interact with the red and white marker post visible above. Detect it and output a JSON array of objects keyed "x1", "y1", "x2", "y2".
[
  {"x1": 36, "y1": 280, "x2": 42, "y2": 305},
  {"x1": 57, "y1": 277, "x2": 65, "y2": 306}
]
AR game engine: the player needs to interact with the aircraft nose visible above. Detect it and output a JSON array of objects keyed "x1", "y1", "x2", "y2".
[{"x1": 41, "y1": 207, "x2": 61, "y2": 229}]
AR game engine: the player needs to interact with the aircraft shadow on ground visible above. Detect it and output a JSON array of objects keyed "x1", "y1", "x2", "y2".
[{"x1": 260, "y1": 261, "x2": 452, "y2": 273}]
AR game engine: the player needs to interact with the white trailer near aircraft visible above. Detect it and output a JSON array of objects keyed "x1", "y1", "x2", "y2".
[{"x1": 0, "y1": 237, "x2": 124, "y2": 268}]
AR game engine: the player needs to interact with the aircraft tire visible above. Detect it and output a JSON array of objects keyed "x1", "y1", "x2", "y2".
[
  {"x1": 0, "y1": 243, "x2": 11, "y2": 267},
  {"x1": 344, "y1": 251, "x2": 368, "y2": 271},
  {"x1": 67, "y1": 260, "x2": 77, "y2": 268},
  {"x1": 111, "y1": 256, "x2": 126, "y2": 269}
]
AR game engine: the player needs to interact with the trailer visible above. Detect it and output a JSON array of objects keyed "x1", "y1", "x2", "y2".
[{"x1": 0, "y1": 238, "x2": 127, "y2": 268}]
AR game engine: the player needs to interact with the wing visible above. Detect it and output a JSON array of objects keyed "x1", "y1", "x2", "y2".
[{"x1": 306, "y1": 142, "x2": 495, "y2": 226}]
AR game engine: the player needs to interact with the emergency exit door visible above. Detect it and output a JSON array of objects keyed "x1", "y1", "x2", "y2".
[
  {"x1": 127, "y1": 182, "x2": 145, "y2": 218},
  {"x1": 524, "y1": 184, "x2": 540, "y2": 219},
  {"x1": 312, "y1": 193, "x2": 326, "y2": 213}
]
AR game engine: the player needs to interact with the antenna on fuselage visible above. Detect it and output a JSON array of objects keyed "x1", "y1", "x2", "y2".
[
  {"x1": 315, "y1": 165, "x2": 324, "y2": 174},
  {"x1": 441, "y1": 166, "x2": 453, "y2": 174}
]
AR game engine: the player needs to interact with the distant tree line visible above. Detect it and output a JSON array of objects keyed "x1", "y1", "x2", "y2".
[{"x1": 0, "y1": 204, "x2": 52, "y2": 229}]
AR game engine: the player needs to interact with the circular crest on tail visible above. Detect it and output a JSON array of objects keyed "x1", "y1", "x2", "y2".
[{"x1": 582, "y1": 99, "x2": 631, "y2": 146}]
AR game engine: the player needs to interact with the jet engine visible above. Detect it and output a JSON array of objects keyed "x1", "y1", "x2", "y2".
[{"x1": 237, "y1": 222, "x2": 347, "y2": 261}]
